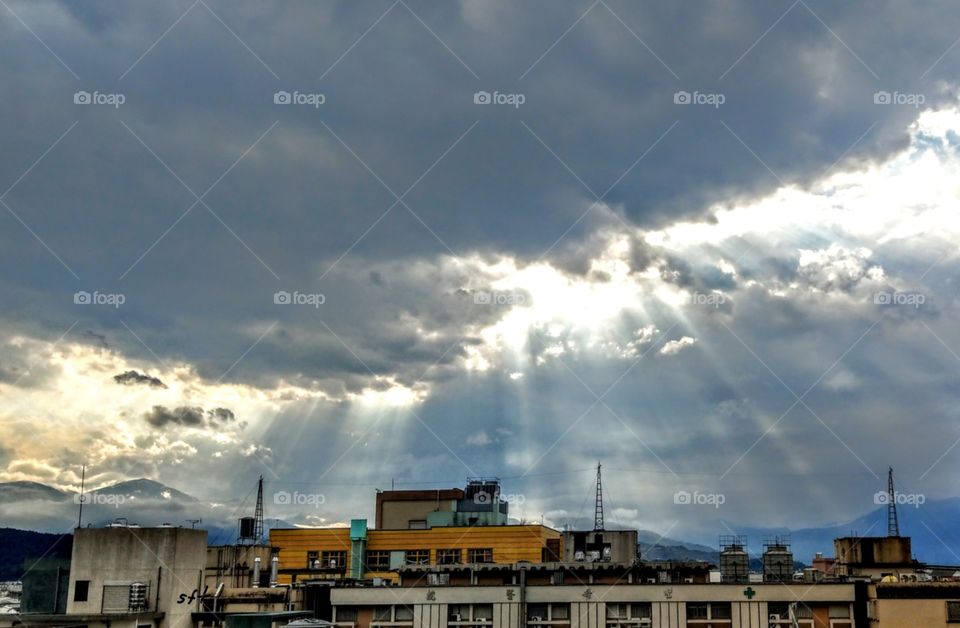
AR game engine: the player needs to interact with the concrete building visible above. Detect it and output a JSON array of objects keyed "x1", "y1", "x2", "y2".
[
  {"x1": 329, "y1": 562, "x2": 863, "y2": 628},
  {"x1": 867, "y1": 582, "x2": 960, "y2": 627},
  {"x1": 69, "y1": 526, "x2": 207, "y2": 628},
  {"x1": 11, "y1": 525, "x2": 208, "y2": 628},
  {"x1": 376, "y1": 480, "x2": 509, "y2": 530},
  {"x1": 560, "y1": 531, "x2": 638, "y2": 565},
  {"x1": 832, "y1": 537, "x2": 919, "y2": 581}
]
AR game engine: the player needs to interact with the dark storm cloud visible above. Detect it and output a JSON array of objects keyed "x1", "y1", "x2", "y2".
[
  {"x1": 113, "y1": 369, "x2": 167, "y2": 388},
  {"x1": 145, "y1": 405, "x2": 206, "y2": 428},
  {"x1": 207, "y1": 407, "x2": 235, "y2": 423},
  {"x1": 2, "y1": 0, "x2": 960, "y2": 394},
  {"x1": 144, "y1": 405, "x2": 237, "y2": 429}
]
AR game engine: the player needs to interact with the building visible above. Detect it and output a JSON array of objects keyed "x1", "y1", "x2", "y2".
[
  {"x1": 832, "y1": 537, "x2": 919, "y2": 581},
  {"x1": 867, "y1": 581, "x2": 960, "y2": 627},
  {"x1": 560, "y1": 531, "x2": 638, "y2": 565},
  {"x1": 376, "y1": 480, "x2": 509, "y2": 530},
  {"x1": 9, "y1": 525, "x2": 207, "y2": 628},
  {"x1": 271, "y1": 521, "x2": 562, "y2": 585},
  {"x1": 205, "y1": 544, "x2": 277, "y2": 590},
  {"x1": 329, "y1": 562, "x2": 863, "y2": 628}
]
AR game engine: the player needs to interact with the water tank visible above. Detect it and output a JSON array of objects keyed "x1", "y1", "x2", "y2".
[
  {"x1": 763, "y1": 544, "x2": 794, "y2": 582},
  {"x1": 239, "y1": 517, "x2": 256, "y2": 540},
  {"x1": 719, "y1": 544, "x2": 749, "y2": 583}
]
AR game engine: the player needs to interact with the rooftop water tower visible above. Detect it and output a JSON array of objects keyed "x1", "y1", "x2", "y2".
[
  {"x1": 762, "y1": 536, "x2": 794, "y2": 582},
  {"x1": 719, "y1": 535, "x2": 749, "y2": 584}
]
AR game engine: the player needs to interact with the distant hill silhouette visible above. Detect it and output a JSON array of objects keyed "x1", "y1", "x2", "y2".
[{"x1": 0, "y1": 529, "x2": 72, "y2": 581}]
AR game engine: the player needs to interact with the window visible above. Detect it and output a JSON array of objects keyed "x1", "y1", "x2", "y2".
[
  {"x1": 437, "y1": 549, "x2": 462, "y2": 564},
  {"x1": 606, "y1": 603, "x2": 652, "y2": 625},
  {"x1": 449, "y1": 604, "x2": 493, "y2": 625},
  {"x1": 949, "y1": 602, "x2": 960, "y2": 622},
  {"x1": 828, "y1": 605, "x2": 850, "y2": 618},
  {"x1": 366, "y1": 550, "x2": 390, "y2": 571},
  {"x1": 322, "y1": 550, "x2": 347, "y2": 568},
  {"x1": 474, "y1": 605, "x2": 493, "y2": 621},
  {"x1": 607, "y1": 604, "x2": 627, "y2": 620},
  {"x1": 73, "y1": 580, "x2": 89, "y2": 602},
  {"x1": 768, "y1": 604, "x2": 788, "y2": 620},
  {"x1": 307, "y1": 551, "x2": 320, "y2": 568},
  {"x1": 427, "y1": 573, "x2": 450, "y2": 585},
  {"x1": 527, "y1": 604, "x2": 569, "y2": 626},
  {"x1": 527, "y1": 605, "x2": 548, "y2": 621},
  {"x1": 794, "y1": 605, "x2": 813, "y2": 619},
  {"x1": 467, "y1": 548, "x2": 493, "y2": 563},
  {"x1": 631, "y1": 605, "x2": 651, "y2": 620},
  {"x1": 710, "y1": 603, "x2": 731, "y2": 620},
  {"x1": 405, "y1": 549, "x2": 430, "y2": 565},
  {"x1": 372, "y1": 606, "x2": 413, "y2": 625},
  {"x1": 686, "y1": 602, "x2": 731, "y2": 624},
  {"x1": 336, "y1": 608, "x2": 358, "y2": 623},
  {"x1": 687, "y1": 603, "x2": 708, "y2": 620}
]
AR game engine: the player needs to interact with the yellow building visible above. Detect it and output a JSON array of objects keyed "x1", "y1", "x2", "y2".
[{"x1": 271, "y1": 521, "x2": 562, "y2": 585}]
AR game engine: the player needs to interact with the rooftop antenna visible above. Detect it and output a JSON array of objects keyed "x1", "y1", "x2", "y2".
[
  {"x1": 253, "y1": 475, "x2": 265, "y2": 543},
  {"x1": 887, "y1": 467, "x2": 900, "y2": 537},
  {"x1": 594, "y1": 462, "x2": 604, "y2": 531},
  {"x1": 187, "y1": 519, "x2": 202, "y2": 529},
  {"x1": 77, "y1": 465, "x2": 86, "y2": 529}
]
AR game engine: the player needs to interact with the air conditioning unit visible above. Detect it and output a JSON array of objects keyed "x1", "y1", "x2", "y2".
[
  {"x1": 530, "y1": 617, "x2": 542, "y2": 622},
  {"x1": 451, "y1": 614, "x2": 462, "y2": 622},
  {"x1": 683, "y1": 578, "x2": 693, "y2": 584},
  {"x1": 646, "y1": 578, "x2": 656, "y2": 584},
  {"x1": 574, "y1": 551, "x2": 585, "y2": 561},
  {"x1": 329, "y1": 560, "x2": 337, "y2": 568}
]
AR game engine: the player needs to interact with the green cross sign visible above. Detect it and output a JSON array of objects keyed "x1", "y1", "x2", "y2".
[{"x1": 743, "y1": 587, "x2": 756, "y2": 599}]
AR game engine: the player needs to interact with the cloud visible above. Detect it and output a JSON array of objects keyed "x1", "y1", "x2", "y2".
[
  {"x1": 113, "y1": 370, "x2": 167, "y2": 389},
  {"x1": 797, "y1": 244, "x2": 884, "y2": 293},
  {"x1": 144, "y1": 405, "x2": 206, "y2": 428},
  {"x1": 659, "y1": 336, "x2": 698, "y2": 356},
  {"x1": 466, "y1": 431, "x2": 491, "y2": 446},
  {"x1": 144, "y1": 405, "x2": 237, "y2": 429},
  {"x1": 5, "y1": 1, "x2": 960, "y2": 537}
]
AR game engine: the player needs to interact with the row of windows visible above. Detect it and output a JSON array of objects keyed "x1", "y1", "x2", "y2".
[
  {"x1": 336, "y1": 602, "x2": 861, "y2": 627},
  {"x1": 321, "y1": 548, "x2": 496, "y2": 571},
  {"x1": 307, "y1": 550, "x2": 347, "y2": 569}
]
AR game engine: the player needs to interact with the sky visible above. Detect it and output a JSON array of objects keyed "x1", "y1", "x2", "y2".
[{"x1": 2, "y1": 0, "x2": 960, "y2": 545}]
